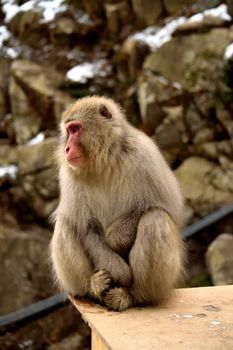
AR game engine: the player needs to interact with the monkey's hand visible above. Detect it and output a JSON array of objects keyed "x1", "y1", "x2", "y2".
[
  {"x1": 105, "y1": 210, "x2": 141, "y2": 257},
  {"x1": 90, "y1": 270, "x2": 112, "y2": 300},
  {"x1": 99, "y1": 255, "x2": 133, "y2": 288},
  {"x1": 85, "y1": 219, "x2": 133, "y2": 288}
]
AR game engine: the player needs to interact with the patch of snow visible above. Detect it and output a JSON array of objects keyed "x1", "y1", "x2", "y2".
[
  {"x1": 2, "y1": 0, "x2": 67, "y2": 23},
  {"x1": 0, "y1": 26, "x2": 11, "y2": 46},
  {"x1": 2, "y1": 0, "x2": 19, "y2": 23},
  {"x1": 131, "y1": 16, "x2": 186, "y2": 52},
  {"x1": 66, "y1": 59, "x2": 110, "y2": 83},
  {"x1": 28, "y1": 132, "x2": 45, "y2": 145},
  {"x1": 156, "y1": 76, "x2": 170, "y2": 85},
  {"x1": 173, "y1": 82, "x2": 182, "y2": 89},
  {"x1": 224, "y1": 43, "x2": 233, "y2": 60},
  {"x1": 0, "y1": 165, "x2": 18, "y2": 180},
  {"x1": 0, "y1": 25, "x2": 20, "y2": 58},
  {"x1": 130, "y1": 4, "x2": 232, "y2": 52},
  {"x1": 183, "y1": 314, "x2": 193, "y2": 319},
  {"x1": 5, "y1": 47, "x2": 19, "y2": 59},
  {"x1": 37, "y1": 0, "x2": 68, "y2": 23},
  {"x1": 187, "y1": 4, "x2": 231, "y2": 23},
  {"x1": 75, "y1": 10, "x2": 93, "y2": 25}
]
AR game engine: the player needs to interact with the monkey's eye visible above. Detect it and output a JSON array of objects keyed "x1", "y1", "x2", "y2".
[
  {"x1": 99, "y1": 104, "x2": 112, "y2": 119},
  {"x1": 66, "y1": 122, "x2": 81, "y2": 135}
]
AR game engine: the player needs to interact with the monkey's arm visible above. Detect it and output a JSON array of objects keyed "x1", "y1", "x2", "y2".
[
  {"x1": 83, "y1": 218, "x2": 133, "y2": 288},
  {"x1": 105, "y1": 210, "x2": 142, "y2": 257}
]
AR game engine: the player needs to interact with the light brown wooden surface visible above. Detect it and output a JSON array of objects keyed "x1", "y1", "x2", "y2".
[
  {"x1": 72, "y1": 286, "x2": 233, "y2": 350},
  {"x1": 92, "y1": 330, "x2": 110, "y2": 350}
]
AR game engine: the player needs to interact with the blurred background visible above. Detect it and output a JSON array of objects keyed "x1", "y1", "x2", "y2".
[{"x1": 0, "y1": 0, "x2": 233, "y2": 348}]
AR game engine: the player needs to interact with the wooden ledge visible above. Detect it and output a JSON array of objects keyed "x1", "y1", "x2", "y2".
[{"x1": 71, "y1": 286, "x2": 233, "y2": 350}]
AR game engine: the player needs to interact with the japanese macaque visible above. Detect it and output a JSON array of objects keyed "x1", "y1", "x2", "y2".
[{"x1": 50, "y1": 96, "x2": 186, "y2": 311}]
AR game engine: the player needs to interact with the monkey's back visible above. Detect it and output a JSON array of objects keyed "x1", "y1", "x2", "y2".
[{"x1": 116, "y1": 127, "x2": 184, "y2": 228}]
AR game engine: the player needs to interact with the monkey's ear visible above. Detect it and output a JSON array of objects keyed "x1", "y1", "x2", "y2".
[{"x1": 99, "y1": 104, "x2": 112, "y2": 119}]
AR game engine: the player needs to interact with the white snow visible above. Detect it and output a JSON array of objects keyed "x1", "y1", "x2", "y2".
[
  {"x1": 1, "y1": 0, "x2": 19, "y2": 23},
  {"x1": 131, "y1": 16, "x2": 186, "y2": 52},
  {"x1": 36, "y1": 0, "x2": 67, "y2": 23},
  {"x1": 0, "y1": 26, "x2": 11, "y2": 46},
  {"x1": 75, "y1": 10, "x2": 93, "y2": 25},
  {"x1": 28, "y1": 132, "x2": 45, "y2": 145},
  {"x1": 187, "y1": 4, "x2": 231, "y2": 23},
  {"x1": 0, "y1": 25, "x2": 20, "y2": 58},
  {"x1": 66, "y1": 59, "x2": 110, "y2": 83},
  {"x1": 224, "y1": 43, "x2": 233, "y2": 60},
  {"x1": 5, "y1": 47, "x2": 19, "y2": 59},
  {"x1": 0, "y1": 165, "x2": 18, "y2": 180},
  {"x1": 130, "y1": 4, "x2": 232, "y2": 52},
  {"x1": 2, "y1": 0, "x2": 67, "y2": 23}
]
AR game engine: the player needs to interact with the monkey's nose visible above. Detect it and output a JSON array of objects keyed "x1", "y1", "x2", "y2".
[{"x1": 65, "y1": 146, "x2": 70, "y2": 154}]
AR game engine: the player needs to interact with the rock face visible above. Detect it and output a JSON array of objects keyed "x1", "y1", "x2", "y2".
[
  {"x1": 131, "y1": 0, "x2": 162, "y2": 26},
  {"x1": 0, "y1": 58, "x2": 10, "y2": 119},
  {"x1": 0, "y1": 0, "x2": 233, "y2": 346},
  {"x1": 105, "y1": 2, "x2": 131, "y2": 36},
  {"x1": 144, "y1": 27, "x2": 233, "y2": 92},
  {"x1": 0, "y1": 224, "x2": 52, "y2": 315},
  {"x1": 137, "y1": 80, "x2": 164, "y2": 132},
  {"x1": 10, "y1": 60, "x2": 63, "y2": 143},
  {"x1": 17, "y1": 137, "x2": 58, "y2": 219},
  {"x1": 206, "y1": 233, "x2": 233, "y2": 285},
  {"x1": 227, "y1": 0, "x2": 233, "y2": 17},
  {"x1": 164, "y1": 0, "x2": 196, "y2": 15},
  {"x1": 176, "y1": 157, "x2": 233, "y2": 216}
]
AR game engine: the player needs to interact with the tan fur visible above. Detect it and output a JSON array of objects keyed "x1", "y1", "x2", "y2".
[{"x1": 50, "y1": 96, "x2": 186, "y2": 310}]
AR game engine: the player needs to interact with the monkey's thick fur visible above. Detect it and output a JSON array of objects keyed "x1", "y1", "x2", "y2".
[{"x1": 50, "y1": 96, "x2": 186, "y2": 311}]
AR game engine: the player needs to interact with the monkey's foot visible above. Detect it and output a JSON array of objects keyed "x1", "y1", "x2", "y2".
[
  {"x1": 90, "y1": 270, "x2": 112, "y2": 300},
  {"x1": 104, "y1": 287, "x2": 133, "y2": 311}
]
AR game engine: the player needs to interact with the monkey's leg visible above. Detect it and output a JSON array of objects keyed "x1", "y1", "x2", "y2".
[
  {"x1": 104, "y1": 210, "x2": 141, "y2": 257},
  {"x1": 50, "y1": 219, "x2": 93, "y2": 298},
  {"x1": 129, "y1": 208, "x2": 185, "y2": 305},
  {"x1": 103, "y1": 208, "x2": 185, "y2": 310}
]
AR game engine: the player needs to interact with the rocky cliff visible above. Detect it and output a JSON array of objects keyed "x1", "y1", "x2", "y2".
[{"x1": 0, "y1": 0, "x2": 233, "y2": 347}]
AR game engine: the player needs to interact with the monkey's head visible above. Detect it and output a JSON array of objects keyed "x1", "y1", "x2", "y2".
[{"x1": 59, "y1": 96, "x2": 128, "y2": 177}]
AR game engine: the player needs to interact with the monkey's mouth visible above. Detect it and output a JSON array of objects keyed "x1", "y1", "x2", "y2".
[
  {"x1": 67, "y1": 156, "x2": 82, "y2": 166},
  {"x1": 67, "y1": 156, "x2": 81, "y2": 161}
]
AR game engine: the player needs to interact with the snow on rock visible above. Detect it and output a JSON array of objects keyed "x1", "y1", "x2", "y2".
[
  {"x1": 187, "y1": 4, "x2": 231, "y2": 24},
  {"x1": 0, "y1": 25, "x2": 19, "y2": 58},
  {"x1": 66, "y1": 59, "x2": 111, "y2": 83},
  {"x1": 131, "y1": 17, "x2": 186, "y2": 52},
  {"x1": 37, "y1": 0, "x2": 68, "y2": 23},
  {"x1": 224, "y1": 43, "x2": 233, "y2": 60},
  {"x1": 0, "y1": 26, "x2": 11, "y2": 46},
  {"x1": 5, "y1": 47, "x2": 19, "y2": 59},
  {"x1": 75, "y1": 10, "x2": 93, "y2": 25},
  {"x1": 1, "y1": 0, "x2": 19, "y2": 23},
  {"x1": 2, "y1": 0, "x2": 67, "y2": 23},
  {"x1": 28, "y1": 132, "x2": 45, "y2": 145},
  {"x1": 0, "y1": 165, "x2": 18, "y2": 180},
  {"x1": 130, "y1": 4, "x2": 232, "y2": 52}
]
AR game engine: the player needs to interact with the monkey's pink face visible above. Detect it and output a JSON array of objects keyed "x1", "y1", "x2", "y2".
[
  {"x1": 64, "y1": 121, "x2": 87, "y2": 167},
  {"x1": 61, "y1": 100, "x2": 123, "y2": 169}
]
